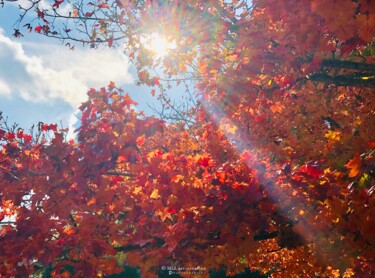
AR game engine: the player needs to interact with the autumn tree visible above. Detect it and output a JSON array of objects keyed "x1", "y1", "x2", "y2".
[{"x1": 1, "y1": 0, "x2": 374, "y2": 277}]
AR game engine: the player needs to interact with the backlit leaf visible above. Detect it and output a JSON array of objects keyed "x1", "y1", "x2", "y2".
[{"x1": 345, "y1": 154, "x2": 362, "y2": 177}]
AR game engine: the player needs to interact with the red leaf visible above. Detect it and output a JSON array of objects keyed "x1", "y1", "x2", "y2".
[
  {"x1": 98, "y1": 3, "x2": 110, "y2": 9},
  {"x1": 52, "y1": 0, "x2": 64, "y2": 9},
  {"x1": 50, "y1": 124, "x2": 58, "y2": 131},
  {"x1": 35, "y1": 26, "x2": 43, "y2": 33},
  {"x1": 5, "y1": 132, "x2": 15, "y2": 141},
  {"x1": 153, "y1": 77, "x2": 160, "y2": 86},
  {"x1": 16, "y1": 130, "x2": 24, "y2": 139},
  {"x1": 36, "y1": 9, "x2": 44, "y2": 19},
  {"x1": 41, "y1": 124, "x2": 48, "y2": 131},
  {"x1": 197, "y1": 156, "x2": 214, "y2": 167},
  {"x1": 300, "y1": 164, "x2": 323, "y2": 178},
  {"x1": 107, "y1": 36, "x2": 114, "y2": 47},
  {"x1": 23, "y1": 134, "x2": 32, "y2": 144},
  {"x1": 87, "y1": 88, "x2": 97, "y2": 96},
  {"x1": 368, "y1": 140, "x2": 375, "y2": 148}
]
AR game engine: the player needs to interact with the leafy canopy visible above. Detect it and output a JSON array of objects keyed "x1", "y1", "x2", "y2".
[{"x1": 1, "y1": 0, "x2": 374, "y2": 277}]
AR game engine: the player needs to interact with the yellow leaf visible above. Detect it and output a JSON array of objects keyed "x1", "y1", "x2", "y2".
[
  {"x1": 325, "y1": 130, "x2": 341, "y2": 141},
  {"x1": 220, "y1": 123, "x2": 238, "y2": 135},
  {"x1": 332, "y1": 217, "x2": 340, "y2": 223},
  {"x1": 133, "y1": 186, "x2": 142, "y2": 194},
  {"x1": 150, "y1": 189, "x2": 160, "y2": 199},
  {"x1": 359, "y1": 173, "x2": 370, "y2": 188}
]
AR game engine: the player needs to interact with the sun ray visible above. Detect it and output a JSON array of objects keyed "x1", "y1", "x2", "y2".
[{"x1": 141, "y1": 32, "x2": 176, "y2": 58}]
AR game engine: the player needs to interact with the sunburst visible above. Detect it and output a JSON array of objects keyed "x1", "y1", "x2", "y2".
[{"x1": 141, "y1": 32, "x2": 176, "y2": 58}]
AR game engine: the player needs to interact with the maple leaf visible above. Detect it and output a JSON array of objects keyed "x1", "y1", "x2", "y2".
[
  {"x1": 5, "y1": 132, "x2": 15, "y2": 141},
  {"x1": 197, "y1": 155, "x2": 214, "y2": 167},
  {"x1": 150, "y1": 189, "x2": 160, "y2": 199},
  {"x1": 52, "y1": 0, "x2": 64, "y2": 9},
  {"x1": 345, "y1": 154, "x2": 362, "y2": 177},
  {"x1": 35, "y1": 26, "x2": 43, "y2": 33},
  {"x1": 270, "y1": 101, "x2": 285, "y2": 113},
  {"x1": 136, "y1": 134, "x2": 146, "y2": 146},
  {"x1": 220, "y1": 123, "x2": 238, "y2": 135},
  {"x1": 367, "y1": 140, "x2": 375, "y2": 148},
  {"x1": 98, "y1": 3, "x2": 110, "y2": 9},
  {"x1": 108, "y1": 81, "x2": 115, "y2": 89},
  {"x1": 300, "y1": 164, "x2": 323, "y2": 178},
  {"x1": 325, "y1": 130, "x2": 341, "y2": 142},
  {"x1": 172, "y1": 174, "x2": 184, "y2": 183},
  {"x1": 152, "y1": 77, "x2": 160, "y2": 86},
  {"x1": 155, "y1": 208, "x2": 173, "y2": 221},
  {"x1": 107, "y1": 36, "x2": 114, "y2": 47},
  {"x1": 36, "y1": 9, "x2": 44, "y2": 19}
]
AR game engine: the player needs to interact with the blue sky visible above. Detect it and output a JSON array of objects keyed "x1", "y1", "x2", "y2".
[{"x1": 0, "y1": 1, "x2": 182, "y2": 137}]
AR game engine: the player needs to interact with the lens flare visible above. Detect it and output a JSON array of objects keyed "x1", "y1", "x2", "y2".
[{"x1": 141, "y1": 33, "x2": 176, "y2": 58}]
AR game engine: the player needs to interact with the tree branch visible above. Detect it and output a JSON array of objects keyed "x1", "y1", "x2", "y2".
[
  {"x1": 253, "y1": 230, "x2": 279, "y2": 241},
  {"x1": 308, "y1": 73, "x2": 375, "y2": 88},
  {"x1": 106, "y1": 171, "x2": 137, "y2": 177},
  {"x1": 321, "y1": 59, "x2": 375, "y2": 72},
  {"x1": 114, "y1": 237, "x2": 165, "y2": 252}
]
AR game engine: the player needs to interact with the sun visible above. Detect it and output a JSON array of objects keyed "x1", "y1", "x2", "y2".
[{"x1": 141, "y1": 32, "x2": 176, "y2": 58}]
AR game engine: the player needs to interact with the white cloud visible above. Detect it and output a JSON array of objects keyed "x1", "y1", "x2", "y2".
[
  {"x1": 0, "y1": 28, "x2": 134, "y2": 108},
  {"x1": 0, "y1": 79, "x2": 11, "y2": 96},
  {"x1": 10, "y1": 0, "x2": 53, "y2": 11},
  {"x1": 66, "y1": 109, "x2": 79, "y2": 140}
]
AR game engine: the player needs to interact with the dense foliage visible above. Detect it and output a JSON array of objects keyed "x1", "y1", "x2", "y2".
[{"x1": 1, "y1": 0, "x2": 374, "y2": 277}]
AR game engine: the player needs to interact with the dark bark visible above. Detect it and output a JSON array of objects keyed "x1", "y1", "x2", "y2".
[
  {"x1": 308, "y1": 73, "x2": 375, "y2": 88},
  {"x1": 253, "y1": 230, "x2": 279, "y2": 241},
  {"x1": 321, "y1": 59, "x2": 375, "y2": 72}
]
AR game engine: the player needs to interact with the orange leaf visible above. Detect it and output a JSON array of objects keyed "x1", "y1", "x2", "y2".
[
  {"x1": 345, "y1": 154, "x2": 362, "y2": 177},
  {"x1": 155, "y1": 208, "x2": 173, "y2": 221},
  {"x1": 136, "y1": 134, "x2": 146, "y2": 146},
  {"x1": 218, "y1": 172, "x2": 226, "y2": 184},
  {"x1": 172, "y1": 174, "x2": 184, "y2": 183},
  {"x1": 270, "y1": 101, "x2": 285, "y2": 113},
  {"x1": 87, "y1": 197, "x2": 96, "y2": 206},
  {"x1": 108, "y1": 81, "x2": 115, "y2": 89}
]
